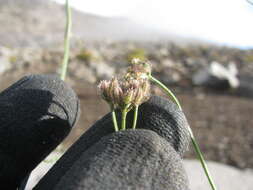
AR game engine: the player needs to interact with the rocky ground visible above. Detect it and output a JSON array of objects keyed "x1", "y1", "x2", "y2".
[{"x1": 0, "y1": 42, "x2": 253, "y2": 171}]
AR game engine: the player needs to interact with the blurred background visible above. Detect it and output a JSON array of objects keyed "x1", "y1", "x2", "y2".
[{"x1": 0, "y1": 0, "x2": 253, "y2": 189}]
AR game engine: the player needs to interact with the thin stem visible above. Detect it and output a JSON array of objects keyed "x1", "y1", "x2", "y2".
[
  {"x1": 132, "y1": 106, "x2": 139, "y2": 129},
  {"x1": 149, "y1": 74, "x2": 217, "y2": 190},
  {"x1": 191, "y1": 137, "x2": 217, "y2": 190},
  {"x1": 111, "y1": 110, "x2": 119, "y2": 132},
  {"x1": 121, "y1": 109, "x2": 128, "y2": 130},
  {"x1": 149, "y1": 75, "x2": 182, "y2": 110},
  {"x1": 60, "y1": 0, "x2": 72, "y2": 81}
]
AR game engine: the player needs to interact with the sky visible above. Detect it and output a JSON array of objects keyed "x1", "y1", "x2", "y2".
[{"x1": 54, "y1": 0, "x2": 253, "y2": 48}]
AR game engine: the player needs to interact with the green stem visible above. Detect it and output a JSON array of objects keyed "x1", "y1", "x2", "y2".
[
  {"x1": 60, "y1": 0, "x2": 72, "y2": 81},
  {"x1": 111, "y1": 109, "x2": 119, "y2": 132},
  {"x1": 191, "y1": 137, "x2": 217, "y2": 190},
  {"x1": 132, "y1": 106, "x2": 139, "y2": 129},
  {"x1": 149, "y1": 75, "x2": 182, "y2": 110},
  {"x1": 121, "y1": 109, "x2": 128, "y2": 130},
  {"x1": 149, "y1": 75, "x2": 217, "y2": 190}
]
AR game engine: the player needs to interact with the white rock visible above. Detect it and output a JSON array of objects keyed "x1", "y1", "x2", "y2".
[
  {"x1": 184, "y1": 159, "x2": 253, "y2": 190},
  {"x1": 161, "y1": 59, "x2": 175, "y2": 67},
  {"x1": 192, "y1": 62, "x2": 239, "y2": 88},
  {"x1": 68, "y1": 61, "x2": 96, "y2": 83},
  {"x1": 0, "y1": 57, "x2": 11, "y2": 74},
  {"x1": 0, "y1": 46, "x2": 12, "y2": 74},
  {"x1": 91, "y1": 61, "x2": 115, "y2": 80}
]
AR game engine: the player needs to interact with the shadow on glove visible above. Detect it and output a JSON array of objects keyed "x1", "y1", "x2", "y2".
[
  {"x1": 0, "y1": 74, "x2": 80, "y2": 189},
  {"x1": 35, "y1": 95, "x2": 191, "y2": 190}
]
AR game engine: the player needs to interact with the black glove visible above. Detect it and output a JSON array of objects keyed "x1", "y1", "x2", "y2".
[
  {"x1": 0, "y1": 74, "x2": 191, "y2": 190},
  {"x1": 0, "y1": 75, "x2": 80, "y2": 189},
  {"x1": 34, "y1": 95, "x2": 191, "y2": 190}
]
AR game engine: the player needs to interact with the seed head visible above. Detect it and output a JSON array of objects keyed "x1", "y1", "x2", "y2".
[
  {"x1": 127, "y1": 59, "x2": 152, "y2": 79},
  {"x1": 98, "y1": 80, "x2": 111, "y2": 103},
  {"x1": 132, "y1": 79, "x2": 150, "y2": 106},
  {"x1": 109, "y1": 77, "x2": 122, "y2": 105},
  {"x1": 98, "y1": 73, "x2": 151, "y2": 111},
  {"x1": 121, "y1": 88, "x2": 134, "y2": 108}
]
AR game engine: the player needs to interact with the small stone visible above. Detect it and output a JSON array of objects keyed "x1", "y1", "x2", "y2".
[
  {"x1": 0, "y1": 47, "x2": 12, "y2": 74},
  {"x1": 171, "y1": 72, "x2": 181, "y2": 82},
  {"x1": 69, "y1": 61, "x2": 96, "y2": 83},
  {"x1": 161, "y1": 59, "x2": 174, "y2": 68},
  {"x1": 92, "y1": 62, "x2": 115, "y2": 80}
]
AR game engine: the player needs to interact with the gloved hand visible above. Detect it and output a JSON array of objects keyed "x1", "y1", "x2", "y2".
[
  {"x1": 0, "y1": 74, "x2": 191, "y2": 190},
  {"x1": 34, "y1": 93, "x2": 191, "y2": 189},
  {"x1": 0, "y1": 75, "x2": 80, "y2": 189}
]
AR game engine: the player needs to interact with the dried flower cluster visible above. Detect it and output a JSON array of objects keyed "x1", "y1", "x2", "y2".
[
  {"x1": 98, "y1": 58, "x2": 151, "y2": 131},
  {"x1": 98, "y1": 59, "x2": 152, "y2": 111},
  {"x1": 98, "y1": 76, "x2": 150, "y2": 111},
  {"x1": 126, "y1": 58, "x2": 152, "y2": 80}
]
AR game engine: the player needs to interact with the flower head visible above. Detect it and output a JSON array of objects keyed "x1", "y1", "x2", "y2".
[
  {"x1": 98, "y1": 78, "x2": 122, "y2": 108},
  {"x1": 126, "y1": 58, "x2": 152, "y2": 80},
  {"x1": 98, "y1": 76, "x2": 150, "y2": 111},
  {"x1": 98, "y1": 59, "x2": 152, "y2": 111},
  {"x1": 109, "y1": 77, "x2": 122, "y2": 105},
  {"x1": 98, "y1": 80, "x2": 111, "y2": 103}
]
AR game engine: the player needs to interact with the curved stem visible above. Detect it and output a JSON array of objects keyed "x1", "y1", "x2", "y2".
[
  {"x1": 121, "y1": 108, "x2": 128, "y2": 130},
  {"x1": 191, "y1": 137, "x2": 217, "y2": 190},
  {"x1": 149, "y1": 75, "x2": 182, "y2": 110},
  {"x1": 60, "y1": 0, "x2": 72, "y2": 81},
  {"x1": 132, "y1": 106, "x2": 139, "y2": 129},
  {"x1": 149, "y1": 74, "x2": 217, "y2": 190},
  {"x1": 111, "y1": 110, "x2": 119, "y2": 132}
]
